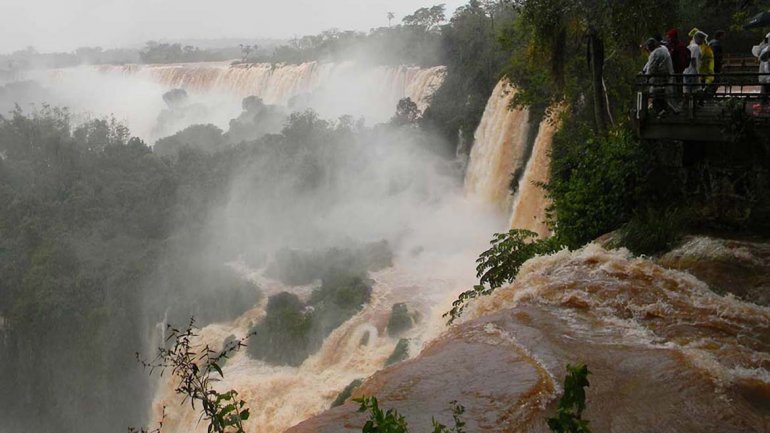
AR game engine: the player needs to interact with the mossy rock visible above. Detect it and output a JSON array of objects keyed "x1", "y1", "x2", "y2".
[
  {"x1": 248, "y1": 292, "x2": 313, "y2": 366},
  {"x1": 248, "y1": 270, "x2": 373, "y2": 366},
  {"x1": 386, "y1": 303, "x2": 413, "y2": 337},
  {"x1": 330, "y1": 379, "x2": 363, "y2": 408},
  {"x1": 219, "y1": 334, "x2": 237, "y2": 367},
  {"x1": 385, "y1": 338, "x2": 410, "y2": 366}
]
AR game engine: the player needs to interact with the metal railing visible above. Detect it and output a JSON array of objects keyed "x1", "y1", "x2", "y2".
[
  {"x1": 633, "y1": 72, "x2": 770, "y2": 140},
  {"x1": 636, "y1": 72, "x2": 770, "y2": 96},
  {"x1": 635, "y1": 72, "x2": 770, "y2": 122}
]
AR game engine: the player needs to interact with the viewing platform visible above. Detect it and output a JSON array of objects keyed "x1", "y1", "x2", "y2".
[{"x1": 633, "y1": 69, "x2": 770, "y2": 142}]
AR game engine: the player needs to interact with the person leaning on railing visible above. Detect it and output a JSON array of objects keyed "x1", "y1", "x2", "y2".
[
  {"x1": 684, "y1": 29, "x2": 702, "y2": 99},
  {"x1": 753, "y1": 32, "x2": 770, "y2": 101},
  {"x1": 709, "y1": 30, "x2": 726, "y2": 75},
  {"x1": 642, "y1": 38, "x2": 679, "y2": 118},
  {"x1": 706, "y1": 30, "x2": 725, "y2": 96},
  {"x1": 760, "y1": 47, "x2": 770, "y2": 101},
  {"x1": 697, "y1": 31, "x2": 715, "y2": 86},
  {"x1": 666, "y1": 28, "x2": 690, "y2": 105}
]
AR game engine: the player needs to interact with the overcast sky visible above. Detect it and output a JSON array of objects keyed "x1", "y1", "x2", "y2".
[{"x1": 0, "y1": 0, "x2": 467, "y2": 54}]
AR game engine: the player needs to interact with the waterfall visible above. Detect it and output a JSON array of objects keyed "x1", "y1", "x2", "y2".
[
  {"x1": 463, "y1": 80, "x2": 531, "y2": 213},
  {"x1": 508, "y1": 108, "x2": 562, "y2": 237},
  {"x1": 464, "y1": 79, "x2": 559, "y2": 235},
  {"x1": 95, "y1": 61, "x2": 446, "y2": 121},
  {"x1": 30, "y1": 62, "x2": 445, "y2": 142}
]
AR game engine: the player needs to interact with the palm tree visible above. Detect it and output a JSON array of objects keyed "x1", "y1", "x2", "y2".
[{"x1": 387, "y1": 12, "x2": 395, "y2": 27}]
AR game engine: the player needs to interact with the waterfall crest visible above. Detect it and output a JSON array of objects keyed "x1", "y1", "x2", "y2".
[{"x1": 96, "y1": 62, "x2": 446, "y2": 121}]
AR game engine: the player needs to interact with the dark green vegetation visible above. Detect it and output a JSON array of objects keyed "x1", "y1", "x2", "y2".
[
  {"x1": 248, "y1": 273, "x2": 373, "y2": 366},
  {"x1": 248, "y1": 242, "x2": 397, "y2": 366},
  {"x1": 0, "y1": 106, "x2": 263, "y2": 433},
  {"x1": 547, "y1": 364, "x2": 592, "y2": 433},
  {"x1": 351, "y1": 366, "x2": 588, "y2": 433},
  {"x1": 133, "y1": 320, "x2": 252, "y2": 433},
  {"x1": 354, "y1": 396, "x2": 467, "y2": 433},
  {"x1": 446, "y1": 230, "x2": 561, "y2": 323},
  {"x1": 421, "y1": 2, "x2": 518, "y2": 155},
  {"x1": 0, "y1": 108, "x2": 168, "y2": 432}
]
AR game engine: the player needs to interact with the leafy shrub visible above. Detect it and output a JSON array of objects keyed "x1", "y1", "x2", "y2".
[
  {"x1": 353, "y1": 397, "x2": 466, "y2": 433},
  {"x1": 547, "y1": 364, "x2": 591, "y2": 433},
  {"x1": 445, "y1": 230, "x2": 562, "y2": 323},
  {"x1": 311, "y1": 273, "x2": 373, "y2": 337},
  {"x1": 219, "y1": 335, "x2": 237, "y2": 367},
  {"x1": 247, "y1": 292, "x2": 313, "y2": 366},
  {"x1": 356, "y1": 396, "x2": 409, "y2": 433},
  {"x1": 135, "y1": 319, "x2": 252, "y2": 433},
  {"x1": 617, "y1": 208, "x2": 687, "y2": 256},
  {"x1": 546, "y1": 128, "x2": 648, "y2": 249}
]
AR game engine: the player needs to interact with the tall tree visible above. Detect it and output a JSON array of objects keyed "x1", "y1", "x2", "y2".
[
  {"x1": 510, "y1": 0, "x2": 676, "y2": 134},
  {"x1": 403, "y1": 4, "x2": 447, "y2": 32}
]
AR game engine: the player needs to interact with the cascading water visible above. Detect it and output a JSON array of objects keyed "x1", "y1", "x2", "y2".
[
  {"x1": 463, "y1": 78, "x2": 558, "y2": 235},
  {"x1": 508, "y1": 107, "x2": 562, "y2": 237},
  {"x1": 463, "y1": 80, "x2": 531, "y2": 213},
  {"x1": 151, "y1": 260, "x2": 483, "y2": 433},
  {"x1": 28, "y1": 61, "x2": 446, "y2": 142},
  {"x1": 95, "y1": 61, "x2": 446, "y2": 122},
  {"x1": 145, "y1": 91, "x2": 507, "y2": 433}
]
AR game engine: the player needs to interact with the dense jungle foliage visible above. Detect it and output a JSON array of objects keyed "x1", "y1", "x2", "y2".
[
  {"x1": 0, "y1": 106, "x2": 263, "y2": 432},
  {"x1": 500, "y1": 0, "x2": 770, "y2": 253}
]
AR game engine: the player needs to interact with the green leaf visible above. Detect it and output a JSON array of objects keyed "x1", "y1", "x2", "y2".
[
  {"x1": 210, "y1": 362, "x2": 223, "y2": 377},
  {"x1": 240, "y1": 409, "x2": 250, "y2": 421}
]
